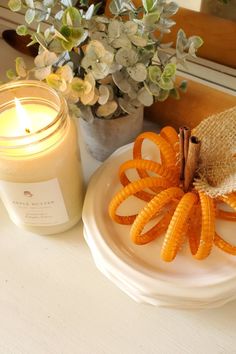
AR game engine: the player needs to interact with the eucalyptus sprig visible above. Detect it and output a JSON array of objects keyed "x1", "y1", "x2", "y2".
[{"x1": 8, "y1": 0, "x2": 203, "y2": 121}]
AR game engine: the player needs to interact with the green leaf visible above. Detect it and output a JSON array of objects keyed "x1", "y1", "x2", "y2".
[
  {"x1": 162, "y1": 63, "x2": 176, "y2": 79},
  {"x1": 34, "y1": 2, "x2": 49, "y2": 22},
  {"x1": 108, "y1": 20, "x2": 121, "y2": 40},
  {"x1": 34, "y1": 50, "x2": 58, "y2": 67},
  {"x1": 61, "y1": 0, "x2": 72, "y2": 6},
  {"x1": 93, "y1": 2, "x2": 102, "y2": 15},
  {"x1": 54, "y1": 29, "x2": 69, "y2": 42},
  {"x1": 127, "y1": 63, "x2": 147, "y2": 82},
  {"x1": 169, "y1": 88, "x2": 180, "y2": 100},
  {"x1": 188, "y1": 36, "x2": 204, "y2": 50},
  {"x1": 163, "y1": 2, "x2": 179, "y2": 17},
  {"x1": 157, "y1": 89, "x2": 169, "y2": 101},
  {"x1": 115, "y1": 48, "x2": 138, "y2": 67},
  {"x1": 112, "y1": 71, "x2": 131, "y2": 93},
  {"x1": 109, "y1": 0, "x2": 123, "y2": 15},
  {"x1": 55, "y1": 10, "x2": 64, "y2": 20},
  {"x1": 62, "y1": 7, "x2": 81, "y2": 27},
  {"x1": 148, "y1": 65, "x2": 162, "y2": 83},
  {"x1": 25, "y1": 9, "x2": 35, "y2": 24},
  {"x1": 96, "y1": 101, "x2": 118, "y2": 117},
  {"x1": 34, "y1": 66, "x2": 52, "y2": 80},
  {"x1": 158, "y1": 77, "x2": 174, "y2": 90},
  {"x1": 61, "y1": 39, "x2": 75, "y2": 51},
  {"x1": 129, "y1": 35, "x2": 147, "y2": 47},
  {"x1": 98, "y1": 85, "x2": 110, "y2": 105},
  {"x1": 111, "y1": 36, "x2": 132, "y2": 50},
  {"x1": 46, "y1": 73, "x2": 66, "y2": 91},
  {"x1": 6, "y1": 69, "x2": 17, "y2": 80},
  {"x1": 26, "y1": 38, "x2": 38, "y2": 47},
  {"x1": 34, "y1": 33, "x2": 47, "y2": 49},
  {"x1": 16, "y1": 25, "x2": 28, "y2": 36},
  {"x1": 179, "y1": 80, "x2": 187, "y2": 93},
  {"x1": 70, "y1": 27, "x2": 84, "y2": 40},
  {"x1": 43, "y1": 0, "x2": 55, "y2": 6},
  {"x1": 85, "y1": 4, "x2": 94, "y2": 20},
  {"x1": 48, "y1": 38, "x2": 65, "y2": 53},
  {"x1": 15, "y1": 57, "x2": 27, "y2": 77},
  {"x1": 60, "y1": 25, "x2": 71, "y2": 38},
  {"x1": 25, "y1": 0, "x2": 34, "y2": 7},
  {"x1": 118, "y1": 97, "x2": 136, "y2": 114},
  {"x1": 137, "y1": 87, "x2": 153, "y2": 106},
  {"x1": 176, "y1": 29, "x2": 188, "y2": 55},
  {"x1": 8, "y1": 0, "x2": 21, "y2": 11},
  {"x1": 142, "y1": 0, "x2": 155, "y2": 13},
  {"x1": 143, "y1": 12, "x2": 160, "y2": 26},
  {"x1": 124, "y1": 21, "x2": 138, "y2": 35}
]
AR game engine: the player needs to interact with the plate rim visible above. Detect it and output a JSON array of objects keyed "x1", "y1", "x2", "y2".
[{"x1": 82, "y1": 143, "x2": 236, "y2": 299}]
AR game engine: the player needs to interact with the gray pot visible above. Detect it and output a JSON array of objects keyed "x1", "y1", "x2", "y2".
[{"x1": 79, "y1": 106, "x2": 143, "y2": 161}]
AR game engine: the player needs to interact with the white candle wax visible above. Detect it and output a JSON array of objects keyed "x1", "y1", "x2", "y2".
[{"x1": 0, "y1": 85, "x2": 83, "y2": 235}]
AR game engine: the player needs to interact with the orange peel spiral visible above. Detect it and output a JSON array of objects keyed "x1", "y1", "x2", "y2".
[
  {"x1": 108, "y1": 177, "x2": 171, "y2": 225},
  {"x1": 161, "y1": 192, "x2": 198, "y2": 262},
  {"x1": 108, "y1": 127, "x2": 236, "y2": 262},
  {"x1": 130, "y1": 187, "x2": 184, "y2": 245}
]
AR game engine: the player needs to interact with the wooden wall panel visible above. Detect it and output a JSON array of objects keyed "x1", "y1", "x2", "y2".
[{"x1": 145, "y1": 78, "x2": 236, "y2": 129}]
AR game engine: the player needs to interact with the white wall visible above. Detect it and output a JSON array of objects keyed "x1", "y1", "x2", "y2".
[{"x1": 169, "y1": 0, "x2": 201, "y2": 11}]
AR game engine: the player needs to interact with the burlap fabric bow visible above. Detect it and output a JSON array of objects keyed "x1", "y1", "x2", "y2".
[{"x1": 193, "y1": 106, "x2": 236, "y2": 197}]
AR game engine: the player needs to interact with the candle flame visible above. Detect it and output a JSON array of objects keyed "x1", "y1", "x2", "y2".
[{"x1": 14, "y1": 98, "x2": 32, "y2": 135}]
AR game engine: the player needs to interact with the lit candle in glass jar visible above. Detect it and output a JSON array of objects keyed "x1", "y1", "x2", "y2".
[{"x1": 0, "y1": 80, "x2": 83, "y2": 235}]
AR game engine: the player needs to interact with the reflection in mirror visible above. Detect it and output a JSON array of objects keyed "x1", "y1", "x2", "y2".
[
  {"x1": 176, "y1": 0, "x2": 236, "y2": 21},
  {"x1": 164, "y1": 0, "x2": 236, "y2": 94}
]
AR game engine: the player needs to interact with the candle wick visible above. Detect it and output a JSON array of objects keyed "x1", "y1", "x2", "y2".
[{"x1": 25, "y1": 128, "x2": 31, "y2": 134}]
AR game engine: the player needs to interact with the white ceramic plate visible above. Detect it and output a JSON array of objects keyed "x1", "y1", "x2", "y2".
[{"x1": 82, "y1": 142, "x2": 236, "y2": 307}]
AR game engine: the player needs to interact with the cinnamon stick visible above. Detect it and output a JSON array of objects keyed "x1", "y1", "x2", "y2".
[
  {"x1": 179, "y1": 127, "x2": 185, "y2": 181},
  {"x1": 184, "y1": 136, "x2": 201, "y2": 192},
  {"x1": 183, "y1": 126, "x2": 191, "y2": 162}
]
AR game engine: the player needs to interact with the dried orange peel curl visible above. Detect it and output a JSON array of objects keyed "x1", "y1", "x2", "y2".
[
  {"x1": 119, "y1": 159, "x2": 178, "y2": 201},
  {"x1": 216, "y1": 193, "x2": 236, "y2": 221},
  {"x1": 188, "y1": 192, "x2": 215, "y2": 260},
  {"x1": 160, "y1": 192, "x2": 198, "y2": 262},
  {"x1": 216, "y1": 208, "x2": 236, "y2": 221},
  {"x1": 130, "y1": 187, "x2": 184, "y2": 245},
  {"x1": 121, "y1": 128, "x2": 179, "y2": 196},
  {"x1": 219, "y1": 193, "x2": 236, "y2": 211},
  {"x1": 214, "y1": 233, "x2": 236, "y2": 256},
  {"x1": 183, "y1": 191, "x2": 236, "y2": 258},
  {"x1": 133, "y1": 131, "x2": 178, "y2": 178},
  {"x1": 160, "y1": 126, "x2": 179, "y2": 154},
  {"x1": 214, "y1": 192, "x2": 236, "y2": 255},
  {"x1": 108, "y1": 177, "x2": 171, "y2": 225},
  {"x1": 108, "y1": 127, "x2": 236, "y2": 262}
]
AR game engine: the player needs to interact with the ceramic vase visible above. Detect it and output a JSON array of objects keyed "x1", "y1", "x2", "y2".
[{"x1": 79, "y1": 106, "x2": 143, "y2": 161}]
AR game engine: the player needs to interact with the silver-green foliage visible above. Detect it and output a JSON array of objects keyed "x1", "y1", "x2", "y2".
[{"x1": 8, "y1": 0, "x2": 203, "y2": 120}]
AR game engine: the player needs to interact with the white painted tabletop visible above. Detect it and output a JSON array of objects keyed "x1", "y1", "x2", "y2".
[{"x1": 0, "y1": 123, "x2": 235, "y2": 354}]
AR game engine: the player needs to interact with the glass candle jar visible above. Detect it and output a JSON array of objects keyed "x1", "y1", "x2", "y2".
[{"x1": 0, "y1": 80, "x2": 83, "y2": 235}]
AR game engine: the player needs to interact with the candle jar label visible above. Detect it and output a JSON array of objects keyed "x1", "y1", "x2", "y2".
[{"x1": 0, "y1": 179, "x2": 69, "y2": 226}]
